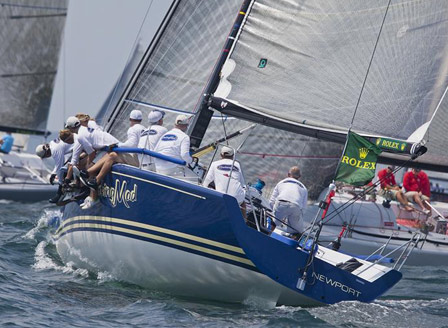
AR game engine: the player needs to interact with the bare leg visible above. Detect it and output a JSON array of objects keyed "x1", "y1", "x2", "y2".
[
  {"x1": 413, "y1": 194, "x2": 426, "y2": 211},
  {"x1": 96, "y1": 152, "x2": 117, "y2": 183},
  {"x1": 396, "y1": 192, "x2": 413, "y2": 211},
  {"x1": 422, "y1": 199, "x2": 432, "y2": 211},
  {"x1": 87, "y1": 154, "x2": 109, "y2": 177}
]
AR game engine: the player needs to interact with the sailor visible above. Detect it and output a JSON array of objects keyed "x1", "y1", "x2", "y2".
[
  {"x1": 377, "y1": 166, "x2": 413, "y2": 211},
  {"x1": 35, "y1": 138, "x2": 74, "y2": 203},
  {"x1": 202, "y1": 146, "x2": 246, "y2": 206},
  {"x1": 417, "y1": 169, "x2": 431, "y2": 199},
  {"x1": 154, "y1": 114, "x2": 194, "y2": 177},
  {"x1": 119, "y1": 110, "x2": 145, "y2": 149},
  {"x1": 87, "y1": 118, "x2": 103, "y2": 131},
  {"x1": 138, "y1": 109, "x2": 167, "y2": 170},
  {"x1": 269, "y1": 166, "x2": 308, "y2": 237},
  {"x1": 61, "y1": 117, "x2": 134, "y2": 209},
  {"x1": 0, "y1": 132, "x2": 14, "y2": 154},
  {"x1": 403, "y1": 168, "x2": 431, "y2": 214}
]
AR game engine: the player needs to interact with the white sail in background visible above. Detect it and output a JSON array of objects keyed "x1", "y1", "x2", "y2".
[
  {"x1": 105, "y1": 0, "x2": 244, "y2": 141},
  {"x1": 0, "y1": 0, "x2": 67, "y2": 134}
]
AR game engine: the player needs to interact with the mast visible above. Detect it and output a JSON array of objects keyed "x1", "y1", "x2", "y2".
[
  {"x1": 188, "y1": 0, "x2": 252, "y2": 149},
  {"x1": 104, "y1": 0, "x2": 180, "y2": 132}
]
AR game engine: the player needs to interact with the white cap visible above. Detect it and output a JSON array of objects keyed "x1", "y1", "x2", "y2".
[
  {"x1": 35, "y1": 144, "x2": 47, "y2": 158},
  {"x1": 65, "y1": 116, "x2": 80, "y2": 129},
  {"x1": 221, "y1": 146, "x2": 234, "y2": 156},
  {"x1": 130, "y1": 110, "x2": 143, "y2": 121},
  {"x1": 175, "y1": 114, "x2": 190, "y2": 125},
  {"x1": 148, "y1": 110, "x2": 165, "y2": 123}
]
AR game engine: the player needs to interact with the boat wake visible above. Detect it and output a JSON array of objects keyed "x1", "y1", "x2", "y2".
[
  {"x1": 23, "y1": 208, "x2": 61, "y2": 240},
  {"x1": 307, "y1": 298, "x2": 448, "y2": 328},
  {"x1": 27, "y1": 208, "x2": 119, "y2": 284}
]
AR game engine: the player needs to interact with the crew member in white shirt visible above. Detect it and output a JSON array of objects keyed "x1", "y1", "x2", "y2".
[
  {"x1": 154, "y1": 114, "x2": 194, "y2": 178},
  {"x1": 114, "y1": 109, "x2": 145, "y2": 167},
  {"x1": 203, "y1": 146, "x2": 246, "y2": 203},
  {"x1": 269, "y1": 166, "x2": 308, "y2": 237},
  {"x1": 119, "y1": 110, "x2": 145, "y2": 148},
  {"x1": 35, "y1": 138, "x2": 74, "y2": 203},
  {"x1": 88, "y1": 118, "x2": 103, "y2": 131},
  {"x1": 138, "y1": 110, "x2": 167, "y2": 171},
  {"x1": 60, "y1": 116, "x2": 134, "y2": 209},
  {"x1": 202, "y1": 146, "x2": 247, "y2": 217}
]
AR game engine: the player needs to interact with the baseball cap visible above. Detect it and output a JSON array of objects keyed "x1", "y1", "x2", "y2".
[
  {"x1": 35, "y1": 144, "x2": 47, "y2": 158},
  {"x1": 175, "y1": 114, "x2": 190, "y2": 125},
  {"x1": 221, "y1": 146, "x2": 234, "y2": 156},
  {"x1": 387, "y1": 165, "x2": 396, "y2": 170},
  {"x1": 130, "y1": 110, "x2": 143, "y2": 121},
  {"x1": 148, "y1": 110, "x2": 165, "y2": 123},
  {"x1": 65, "y1": 116, "x2": 81, "y2": 129}
]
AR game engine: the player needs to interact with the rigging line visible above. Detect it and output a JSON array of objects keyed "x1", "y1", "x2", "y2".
[
  {"x1": 63, "y1": 33, "x2": 66, "y2": 127},
  {"x1": 104, "y1": 0, "x2": 155, "y2": 121},
  {"x1": 0, "y1": 71, "x2": 56, "y2": 78},
  {"x1": 349, "y1": 0, "x2": 392, "y2": 128},
  {"x1": 220, "y1": 113, "x2": 229, "y2": 145},
  {"x1": 9, "y1": 13, "x2": 67, "y2": 19},
  {"x1": 121, "y1": 0, "x2": 206, "y2": 117}
]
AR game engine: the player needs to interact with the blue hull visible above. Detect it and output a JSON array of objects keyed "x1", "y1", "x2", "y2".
[{"x1": 54, "y1": 164, "x2": 401, "y2": 305}]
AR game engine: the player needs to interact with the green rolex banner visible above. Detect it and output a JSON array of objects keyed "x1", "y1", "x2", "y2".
[{"x1": 335, "y1": 132, "x2": 382, "y2": 186}]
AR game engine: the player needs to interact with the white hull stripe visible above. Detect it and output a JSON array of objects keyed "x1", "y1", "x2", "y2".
[
  {"x1": 55, "y1": 216, "x2": 252, "y2": 265},
  {"x1": 111, "y1": 170, "x2": 206, "y2": 200}
]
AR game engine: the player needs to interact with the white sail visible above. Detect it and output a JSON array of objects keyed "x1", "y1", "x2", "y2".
[
  {"x1": 211, "y1": 0, "x2": 448, "y2": 170},
  {"x1": 105, "y1": 0, "x2": 244, "y2": 141},
  {"x1": 0, "y1": 0, "x2": 67, "y2": 134}
]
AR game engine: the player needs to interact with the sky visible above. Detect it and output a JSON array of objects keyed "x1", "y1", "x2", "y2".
[{"x1": 47, "y1": 0, "x2": 173, "y2": 132}]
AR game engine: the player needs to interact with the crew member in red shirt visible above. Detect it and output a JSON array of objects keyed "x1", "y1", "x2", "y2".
[
  {"x1": 417, "y1": 169, "x2": 431, "y2": 199},
  {"x1": 403, "y1": 168, "x2": 431, "y2": 214},
  {"x1": 377, "y1": 166, "x2": 413, "y2": 211}
]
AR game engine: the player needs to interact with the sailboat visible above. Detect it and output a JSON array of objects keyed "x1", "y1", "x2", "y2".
[
  {"x1": 303, "y1": 173, "x2": 448, "y2": 267},
  {"x1": 0, "y1": 1, "x2": 67, "y2": 201},
  {"x1": 50, "y1": 0, "x2": 430, "y2": 305},
  {"x1": 52, "y1": 0, "x2": 448, "y2": 305}
]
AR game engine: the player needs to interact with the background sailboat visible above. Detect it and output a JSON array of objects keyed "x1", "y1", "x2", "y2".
[{"x1": 0, "y1": 0, "x2": 67, "y2": 201}]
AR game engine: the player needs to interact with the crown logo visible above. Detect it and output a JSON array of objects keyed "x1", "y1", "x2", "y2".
[
  {"x1": 359, "y1": 147, "x2": 369, "y2": 159},
  {"x1": 401, "y1": 143, "x2": 406, "y2": 151}
]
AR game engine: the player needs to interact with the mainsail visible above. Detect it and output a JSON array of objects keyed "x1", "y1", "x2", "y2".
[
  {"x1": 208, "y1": 0, "x2": 448, "y2": 171},
  {"x1": 104, "y1": 0, "x2": 343, "y2": 197},
  {"x1": 104, "y1": 0, "x2": 245, "y2": 141},
  {"x1": 0, "y1": 1, "x2": 67, "y2": 135}
]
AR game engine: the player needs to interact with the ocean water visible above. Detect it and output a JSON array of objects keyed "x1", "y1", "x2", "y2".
[{"x1": 1, "y1": 201, "x2": 447, "y2": 328}]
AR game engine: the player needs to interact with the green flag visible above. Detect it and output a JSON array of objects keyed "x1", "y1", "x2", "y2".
[{"x1": 335, "y1": 132, "x2": 382, "y2": 186}]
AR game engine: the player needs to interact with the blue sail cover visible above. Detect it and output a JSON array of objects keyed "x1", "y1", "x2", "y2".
[{"x1": 214, "y1": 0, "x2": 448, "y2": 169}]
